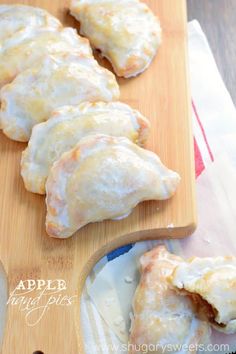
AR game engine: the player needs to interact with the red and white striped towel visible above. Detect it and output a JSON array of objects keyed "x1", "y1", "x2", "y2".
[{"x1": 193, "y1": 100, "x2": 214, "y2": 177}]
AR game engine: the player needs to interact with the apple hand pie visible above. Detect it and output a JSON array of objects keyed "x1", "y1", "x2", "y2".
[
  {"x1": 170, "y1": 256, "x2": 236, "y2": 334},
  {"x1": 21, "y1": 102, "x2": 150, "y2": 195},
  {"x1": 129, "y1": 246, "x2": 210, "y2": 354},
  {"x1": 0, "y1": 55, "x2": 119, "y2": 142},
  {"x1": 70, "y1": 0, "x2": 161, "y2": 78},
  {"x1": 46, "y1": 135, "x2": 180, "y2": 238},
  {"x1": 0, "y1": 26, "x2": 92, "y2": 88},
  {"x1": 0, "y1": 4, "x2": 61, "y2": 43}
]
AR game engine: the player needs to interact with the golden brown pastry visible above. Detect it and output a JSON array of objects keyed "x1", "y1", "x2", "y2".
[
  {"x1": 129, "y1": 246, "x2": 210, "y2": 354},
  {"x1": 0, "y1": 26, "x2": 92, "y2": 88},
  {"x1": 0, "y1": 54, "x2": 119, "y2": 142},
  {"x1": 170, "y1": 256, "x2": 236, "y2": 334},
  {"x1": 46, "y1": 135, "x2": 180, "y2": 238},
  {"x1": 21, "y1": 102, "x2": 150, "y2": 194},
  {"x1": 70, "y1": 0, "x2": 161, "y2": 78},
  {"x1": 0, "y1": 4, "x2": 61, "y2": 43}
]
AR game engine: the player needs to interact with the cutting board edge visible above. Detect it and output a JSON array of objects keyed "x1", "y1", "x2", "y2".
[{"x1": 77, "y1": 219, "x2": 197, "y2": 291}]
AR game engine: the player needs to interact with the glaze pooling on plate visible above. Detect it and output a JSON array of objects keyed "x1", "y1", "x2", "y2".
[
  {"x1": 21, "y1": 101, "x2": 150, "y2": 195},
  {"x1": 70, "y1": 0, "x2": 162, "y2": 78},
  {"x1": 45, "y1": 135, "x2": 180, "y2": 238},
  {"x1": 129, "y1": 246, "x2": 211, "y2": 354},
  {"x1": 0, "y1": 55, "x2": 119, "y2": 142},
  {"x1": 0, "y1": 4, "x2": 61, "y2": 43},
  {"x1": 170, "y1": 256, "x2": 236, "y2": 334},
  {"x1": 0, "y1": 26, "x2": 92, "y2": 89}
]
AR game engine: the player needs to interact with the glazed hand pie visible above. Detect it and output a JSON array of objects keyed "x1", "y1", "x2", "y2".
[
  {"x1": 170, "y1": 256, "x2": 236, "y2": 334},
  {"x1": 46, "y1": 135, "x2": 180, "y2": 238},
  {"x1": 0, "y1": 26, "x2": 92, "y2": 88},
  {"x1": 0, "y1": 5, "x2": 61, "y2": 43},
  {"x1": 129, "y1": 246, "x2": 210, "y2": 354},
  {"x1": 70, "y1": 0, "x2": 161, "y2": 78},
  {"x1": 0, "y1": 55, "x2": 119, "y2": 142},
  {"x1": 21, "y1": 102, "x2": 150, "y2": 194}
]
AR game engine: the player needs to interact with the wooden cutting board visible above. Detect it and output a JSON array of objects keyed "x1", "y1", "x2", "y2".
[{"x1": 0, "y1": 0, "x2": 196, "y2": 353}]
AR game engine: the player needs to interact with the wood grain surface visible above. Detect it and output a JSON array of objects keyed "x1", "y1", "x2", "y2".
[
  {"x1": 188, "y1": 0, "x2": 236, "y2": 105},
  {"x1": 0, "y1": 1, "x2": 194, "y2": 353}
]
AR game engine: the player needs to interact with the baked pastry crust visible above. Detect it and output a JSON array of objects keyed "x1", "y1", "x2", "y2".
[
  {"x1": 0, "y1": 26, "x2": 92, "y2": 89},
  {"x1": 0, "y1": 55, "x2": 119, "y2": 142},
  {"x1": 46, "y1": 135, "x2": 180, "y2": 238},
  {"x1": 21, "y1": 102, "x2": 150, "y2": 194},
  {"x1": 70, "y1": 0, "x2": 161, "y2": 78},
  {"x1": 0, "y1": 4, "x2": 61, "y2": 43},
  {"x1": 170, "y1": 256, "x2": 236, "y2": 334},
  {"x1": 129, "y1": 246, "x2": 210, "y2": 354}
]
